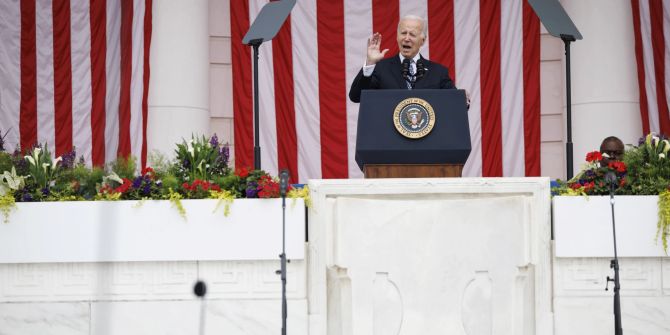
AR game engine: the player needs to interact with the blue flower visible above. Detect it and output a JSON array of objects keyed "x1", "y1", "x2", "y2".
[
  {"x1": 132, "y1": 176, "x2": 143, "y2": 189},
  {"x1": 245, "y1": 181, "x2": 258, "y2": 198}
]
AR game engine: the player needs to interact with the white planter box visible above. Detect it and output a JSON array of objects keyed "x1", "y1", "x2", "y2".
[
  {"x1": 0, "y1": 198, "x2": 305, "y2": 263},
  {"x1": 553, "y1": 195, "x2": 667, "y2": 257}
]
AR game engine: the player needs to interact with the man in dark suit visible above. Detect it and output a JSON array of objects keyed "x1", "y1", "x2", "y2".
[{"x1": 349, "y1": 15, "x2": 460, "y2": 103}]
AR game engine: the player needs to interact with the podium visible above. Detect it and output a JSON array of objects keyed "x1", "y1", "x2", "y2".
[{"x1": 355, "y1": 89, "x2": 471, "y2": 178}]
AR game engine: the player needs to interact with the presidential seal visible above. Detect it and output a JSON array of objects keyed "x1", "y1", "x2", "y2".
[{"x1": 393, "y1": 97, "x2": 436, "y2": 139}]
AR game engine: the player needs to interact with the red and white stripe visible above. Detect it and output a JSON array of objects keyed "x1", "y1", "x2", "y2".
[
  {"x1": 0, "y1": 0, "x2": 152, "y2": 167},
  {"x1": 631, "y1": 0, "x2": 670, "y2": 135},
  {"x1": 231, "y1": 0, "x2": 541, "y2": 183}
]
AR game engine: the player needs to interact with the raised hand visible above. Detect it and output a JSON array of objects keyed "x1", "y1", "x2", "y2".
[{"x1": 366, "y1": 32, "x2": 389, "y2": 66}]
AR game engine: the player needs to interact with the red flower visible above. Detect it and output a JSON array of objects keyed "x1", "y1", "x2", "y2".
[
  {"x1": 582, "y1": 181, "x2": 595, "y2": 192},
  {"x1": 115, "y1": 178, "x2": 132, "y2": 193},
  {"x1": 608, "y1": 161, "x2": 627, "y2": 173},
  {"x1": 141, "y1": 167, "x2": 155, "y2": 179},
  {"x1": 585, "y1": 151, "x2": 602, "y2": 162},
  {"x1": 236, "y1": 167, "x2": 250, "y2": 178}
]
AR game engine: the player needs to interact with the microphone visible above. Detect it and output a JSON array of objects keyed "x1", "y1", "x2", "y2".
[
  {"x1": 604, "y1": 171, "x2": 618, "y2": 191},
  {"x1": 279, "y1": 169, "x2": 289, "y2": 197},
  {"x1": 416, "y1": 59, "x2": 426, "y2": 80},
  {"x1": 402, "y1": 58, "x2": 411, "y2": 79}
]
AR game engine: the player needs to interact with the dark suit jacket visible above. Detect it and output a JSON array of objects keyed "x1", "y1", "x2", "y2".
[{"x1": 348, "y1": 54, "x2": 456, "y2": 103}]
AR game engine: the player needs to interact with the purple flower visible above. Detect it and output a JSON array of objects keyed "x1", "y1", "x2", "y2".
[
  {"x1": 209, "y1": 134, "x2": 219, "y2": 148},
  {"x1": 220, "y1": 145, "x2": 230, "y2": 166},
  {"x1": 61, "y1": 150, "x2": 77, "y2": 169},
  {"x1": 132, "y1": 176, "x2": 143, "y2": 189},
  {"x1": 245, "y1": 181, "x2": 258, "y2": 198},
  {"x1": 21, "y1": 192, "x2": 33, "y2": 202},
  {"x1": 585, "y1": 170, "x2": 596, "y2": 178},
  {"x1": 142, "y1": 184, "x2": 151, "y2": 195},
  {"x1": 41, "y1": 187, "x2": 50, "y2": 196}
]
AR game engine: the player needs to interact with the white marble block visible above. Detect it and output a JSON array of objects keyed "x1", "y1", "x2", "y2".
[{"x1": 307, "y1": 178, "x2": 552, "y2": 335}]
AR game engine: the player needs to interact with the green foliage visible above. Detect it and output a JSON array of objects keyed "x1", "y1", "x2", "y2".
[
  {"x1": 52, "y1": 164, "x2": 104, "y2": 200},
  {"x1": 658, "y1": 190, "x2": 670, "y2": 255},
  {"x1": 621, "y1": 136, "x2": 670, "y2": 195},
  {"x1": 24, "y1": 145, "x2": 61, "y2": 193},
  {"x1": 161, "y1": 173, "x2": 180, "y2": 195},
  {"x1": 0, "y1": 152, "x2": 13, "y2": 174},
  {"x1": 108, "y1": 156, "x2": 137, "y2": 180},
  {"x1": 173, "y1": 134, "x2": 231, "y2": 182}
]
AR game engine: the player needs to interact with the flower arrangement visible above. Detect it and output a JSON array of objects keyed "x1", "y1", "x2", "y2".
[
  {"x1": 554, "y1": 133, "x2": 670, "y2": 252},
  {"x1": 0, "y1": 133, "x2": 309, "y2": 222}
]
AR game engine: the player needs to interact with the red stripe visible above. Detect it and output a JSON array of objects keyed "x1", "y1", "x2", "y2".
[
  {"x1": 117, "y1": 0, "x2": 133, "y2": 158},
  {"x1": 89, "y1": 0, "x2": 106, "y2": 166},
  {"x1": 427, "y1": 0, "x2": 456, "y2": 84},
  {"x1": 273, "y1": 16, "x2": 299, "y2": 183},
  {"x1": 231, "y1": 0, "x2": 253, "y2": 170},
  {"x1": 631, "y1": 0, "x2": 650, "y2": 134},
  {"x1": 522, "y1": 1, "x2": 541, "y2": 176},
  {"x1": 372, "y1": 0, "x2": 399, "y2": 57},
  {"x1": 141, "y1": 0, "x2": 153, "y2": 168},
  {"x1": 317, "y1": 0, "x2": 348, "y2": 179},
  {"x1": 52, "y1": 0, "x2": 73, "y2": 157},
  {"x1": 20, "y1": 0, "x2": 37, "y2": 152},
  {"x1": 650, "y1": 0, "x2": 670, "y2": 135},
  {"x1": 479, "y1": 0, "x2": 503, "y2": 176}
]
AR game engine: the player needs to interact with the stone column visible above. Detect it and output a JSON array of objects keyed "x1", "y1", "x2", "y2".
[
  {"x1": 147, "y1": 0, "x2": 210, "y2": 157},
  {"x1": 561, "y1": 0, "x2": 641, "y2": 176}
]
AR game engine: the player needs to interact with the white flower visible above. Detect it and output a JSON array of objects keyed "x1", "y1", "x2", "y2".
[
  {"x1": 103, "y1": 172, "x2": 123, "y2": 185},
  {"x1": 25, "y1": 147, "x2": 41, "y2": 166},
  {"x1": 660, "y1": 153, "x2": 666, "y2": 159},
  {"x1": 52, "y1": 156, "x2": 62, "y2": 167},
  {"x1": 24, "y1": 155, "x2": 35, "y2": 166}
]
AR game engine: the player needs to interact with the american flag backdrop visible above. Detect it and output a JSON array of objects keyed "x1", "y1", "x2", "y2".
[
  {"x1": 231, "y1": 0, "x2": 542, "y2": 183},
  {"x1": 0, "y1": 0, "x2": 152, "y2": 167},
  {"x1": 631, "y1": 0, "x2": 670, "y2": 136}
]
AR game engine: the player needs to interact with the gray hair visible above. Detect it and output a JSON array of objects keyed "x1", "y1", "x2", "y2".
[{"x1": 398, "y1": 15, "x2": 427, "y2": 39}]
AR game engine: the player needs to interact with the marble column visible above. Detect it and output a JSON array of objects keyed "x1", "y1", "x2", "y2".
[
  {"x1": 560, "y1": 0, "x2": 642, "y2": 176},
  {"x1": 147, "y1": 0, "x2": 210, "y2": 157}
]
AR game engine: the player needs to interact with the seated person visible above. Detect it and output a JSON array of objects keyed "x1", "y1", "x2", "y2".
[{"x1": 599, "y1": 136, "x2": 624, "y2": 167}]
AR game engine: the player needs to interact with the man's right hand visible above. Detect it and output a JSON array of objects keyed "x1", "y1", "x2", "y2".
[{"x1": 366, "y1": 32, "x2": 389, "y2": 66}]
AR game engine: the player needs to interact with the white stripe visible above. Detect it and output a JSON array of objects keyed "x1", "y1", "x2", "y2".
[
  {"x1": 36, "y1": 0, "x2": 55, "y2": 153},
  {"x1": 344, "y1": 0, "x2": 372, "y2": 178},
  {"x1": 400, "y1": 0, "x2": 429, "y2": 60},
  {"x1": 292, "y1": 0, "x2": 321, "y2": 183},
  {"x1": 250, "y1": 0, "x2": 278, "y2": 175},
  {"x1": 0, "y1": 0, "x2": 21, "y2": 152},
  {"x1": 71, "y1": 0, "x2": 93, "y2": 165},
  {"x1": 106, "y1": 0, "x2": 121, "y2": 163},
  {"x1": 454, "y1": 0, "x2": 482, "y2": 177},
  {"x1": 500, "y1": 0, "x2": 524, "y2": 177},
  {"x1": 640, "y1": 0, "x2": 660, "y2": 133},
  {"x1": 130, "y1": 0, "x2": 146, "y2": 163}
]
